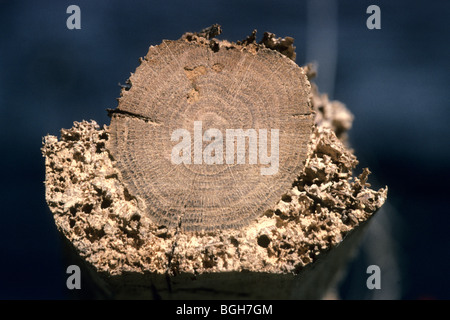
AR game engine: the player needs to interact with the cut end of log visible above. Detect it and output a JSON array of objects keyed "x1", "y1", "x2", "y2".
[
  {"x1": 41, "y1": 26, "x2": 387, "y2": 299},
  {"x1": 107, "y1": 30, "x2": 313, "y2": 231}
]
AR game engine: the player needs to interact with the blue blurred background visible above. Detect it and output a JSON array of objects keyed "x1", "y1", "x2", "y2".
[{"x1": 0, "y1": 0, "x2": 448, "y2": 299}]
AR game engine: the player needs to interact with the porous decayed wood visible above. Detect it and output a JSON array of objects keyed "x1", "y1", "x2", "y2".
[{"x1": 41, "y1": 27, "x2": 387, "y2": 299}]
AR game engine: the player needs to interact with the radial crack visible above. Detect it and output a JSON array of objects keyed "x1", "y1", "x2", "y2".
[{"x1": 107, "y1": 108, "x2": 161, "y2": 125}]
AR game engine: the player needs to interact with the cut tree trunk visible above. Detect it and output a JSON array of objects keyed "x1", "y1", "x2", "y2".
[
  {"x1": 108, "y1": 36, "x2": 313, "y2": 232},
  {"x1": 42, "y1": 26, "x2": 387, "y2": 299}
]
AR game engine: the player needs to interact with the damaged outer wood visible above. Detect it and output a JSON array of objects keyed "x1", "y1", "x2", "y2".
[{"x1": 42, "y1": 27, "x2": 387, "y2": 299}]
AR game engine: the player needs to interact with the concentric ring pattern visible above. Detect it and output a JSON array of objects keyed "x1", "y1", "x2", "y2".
[{"x1": 108, "y1": 40, "x2": 313, "y2": 231}]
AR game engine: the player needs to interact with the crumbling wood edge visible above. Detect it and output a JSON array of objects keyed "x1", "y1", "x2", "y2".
[
  {"x1": 291, "y1": 217, "x2": 373, "y2": 299},
  {"x1": 61, "y1": 216, "x2": 374, "y2": 300},
  {"x1": 47, "y1": 120, "x2": 386, "y2": 300}
]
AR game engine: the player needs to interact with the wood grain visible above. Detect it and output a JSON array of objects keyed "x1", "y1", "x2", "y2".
[{"x1": 108, "y1": 39, "x2": 313, "y2": 231}]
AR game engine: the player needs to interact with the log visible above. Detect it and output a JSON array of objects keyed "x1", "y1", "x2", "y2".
[{"x1": 42, "y1": 26, "x2": 387, "y2": 299}]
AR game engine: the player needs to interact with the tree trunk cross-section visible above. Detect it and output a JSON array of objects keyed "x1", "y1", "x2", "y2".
[
  {"x1": 42, "y1": 26, "x2": 388, "y2": 299},
  {"x1": 108, "y1": 37, "x2": 313, "y2": 231}
]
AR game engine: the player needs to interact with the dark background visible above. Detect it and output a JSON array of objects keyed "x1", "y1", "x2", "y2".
[{"x1": 0, "y1": 0, "x2": 448, "y2": 299}]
